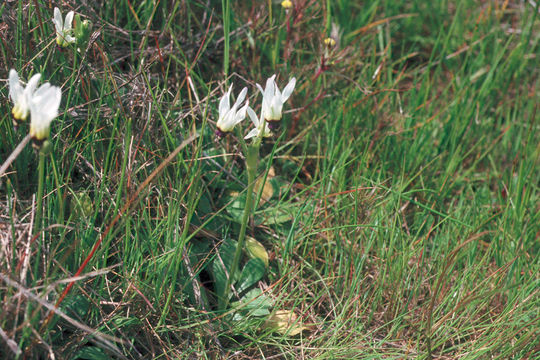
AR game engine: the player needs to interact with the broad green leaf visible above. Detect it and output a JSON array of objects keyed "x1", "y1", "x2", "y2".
[
  {"x1": 237, "y1": 258, "x2": 266, "y2": 294},
  {"x1": 212, "y1": 239, "x2": 237, "y2": 299},
  {"x1": 73, "y1": 346, "x2": 109, "y2": 360}
]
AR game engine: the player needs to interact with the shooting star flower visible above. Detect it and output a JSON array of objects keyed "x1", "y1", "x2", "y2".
[
  {"x1": 216, "y1": 84, "x2": 249, "y2": 137},
  {"x1": 29, "y1": 83, "x2": 62, "y2": 147},
  {"x1": 256, "y1": 75, "x2": 296, "y2": 129},
  {"x1": 9, "y1": 69, "x2": 41, "y2": 125},
  {"x1": 244, "y1": 106, "x2": 272, "y2": 140},
  {"x1": 53, "y1": 7, "x2": 75, "y2": 47}
]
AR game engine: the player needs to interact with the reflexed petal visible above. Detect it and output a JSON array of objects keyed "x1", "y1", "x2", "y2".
[
  {"x1": 234, "y1": 102, "x2": 249, "y2": 126},
  {"x1": 234, "y1": 87, "x2": 248, "y2": 109},
  {"x1": 9, "y1": 69, "x2": 23, "y2": 102},
  {"x1": 219, "y1": 84, "x2": 232, "y2": 116},
  {"x1": 33, "y1": 83, "x2": 52, "y2": 99},
  {"x1": 256, "y1": 83, "x2": 265, "y2": 96},
  {"x1": 30, "y1": 86, "x2": 61, "y2": 139},
  {"x1": 32, "y1": 86, "x2": 61, "y2": 120},
  {"x1": 281, "y1": 77, "x2": 296, "y2": 102},
  {"x1": 270, "y1": 96, "x2": 282, "y2": 119},
  {"x1": 264, "y1": 75, "x2": 276, "y2": 102},
  {"x1": 64, "y1": 11, "x2": 75, "y2": 31},
  {"x1": 244, "y1": 128, "x2": 259, "y2": 139},
  {"x1": 53, "y1": 7, "x2": 63, "y2": 32},
  {"x1": 247, "y1": 106, "x2": 260, "y2": 126},
  {"x1": 26, "y1": 74, "x2": 43, "y2": 95}
]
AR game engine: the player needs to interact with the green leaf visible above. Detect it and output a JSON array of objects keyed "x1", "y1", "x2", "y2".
[
  {"x1": 232, "y1": 288, "x2": 273, "y2": 319},
  {"x1": 259, "y1": 207, "x2": 293, "y2": 225},
  {"x1": 212, "y1": 239, "x2": 237, "y2": 299},
  {"x1": 62, "y1": 294, "x2": 89, "y2": 320},
  {"x1": 237, "y1": 258, "x2": 266, "y2": 294},
  {"x1": 227, "y1": 192, "x2": 247, "y2": 224},
  {"x1": 73, "y1": 346, "x2": 109, "y2": 360}
]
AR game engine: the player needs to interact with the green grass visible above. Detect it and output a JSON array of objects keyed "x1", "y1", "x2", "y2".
[{"x1": 0, "y1": 0, "x2": 538, "y2": 358}]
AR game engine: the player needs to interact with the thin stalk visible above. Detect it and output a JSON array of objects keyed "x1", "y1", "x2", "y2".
[
  {"x1": 221, "y1": 142, "x2": 260, "y2": 310},
  {"x1": 34, "y1": 150, "x2": 46, "y2": 236},
  {"x1": 222, "y1": 0, "x2": 230, "y2": 78},
  {"x1": 49, "y1": 152, "x2": 64, "y2": 224}
]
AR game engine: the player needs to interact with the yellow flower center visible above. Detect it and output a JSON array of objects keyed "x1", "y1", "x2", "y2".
[
  {"x1": 324, "y1": 37, "x2": 336, "y2": 47},
  {"x1": 12, "y1": 104, "x2": 28, "y2": 121},
  {"x1": 281, "y1": 1, "x2": 293, "y2": 9}
]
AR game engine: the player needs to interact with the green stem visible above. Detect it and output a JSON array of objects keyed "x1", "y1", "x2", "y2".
[
  {"x1": 221, "y1": 143, "x2": 259, "y2": 310},
  {"x1": 34, "y1": 151, "x2": 46, "y2": 236},
  {"x1": 49, "y1": 152, "x2": 64, "y2": 224},
  {"x1": 222, "y1": 0, "x2": 230, "y2": 78}
]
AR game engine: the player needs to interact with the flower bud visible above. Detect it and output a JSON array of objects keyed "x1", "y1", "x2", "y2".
[
  {"x1": 37, "y1": 140, "x2": 52, "y2": 154},
  {"x1": 74, "y1": 14, "x2": 92, "y2": 47}
]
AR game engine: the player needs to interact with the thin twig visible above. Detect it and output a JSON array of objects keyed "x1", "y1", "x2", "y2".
[
  {"x1": 0, "y1": 325, "x2": 21, "y2": 357},
  {"x1": 0, "y1": 134, "x2": 31, "y2": 179},
  {"x1": 0, "y1": 273, "x2": 126, "y2": 358}
]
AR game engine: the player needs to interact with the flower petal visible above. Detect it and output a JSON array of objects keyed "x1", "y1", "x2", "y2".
[
  {"x1": 256, "y1": 83, "x2": 265, "y2": 96},
  {"x1": 219, "y1": 84, "x2": 232, "y2": 116},
  {"x1": 25, "y1": 73, "x2": 42, "y2": 95},
  {"x1": 53, "y1": 7, "x2": 63, "y2": 32},
  {"x1": 65, "y1": 35, "x2": 76, "y2": 43},
  {"x1": 270, "y1": 95, "x2": 282, "y2": 120},
  {"x1": 8, "y1": 69, "x2": 23, "y2": 103},
  {"x1": 30, "y1": 86, "x2": 61, "y2": 139},
  {"x1": 264, "y1": 75, "x2": 276, "y2": 102},
  {"x1": 234, "y1": 87, "x2": 248, "y2": 108},
  {"x1": 33, "y1": 83, "x2": 51, "y2": 98},
  {"x1": 234, "y1": 102, "x2": 249, "y2": 126},
  {"x1": 244, "y1": 128, "x2": 259, "y2": 139},
  {"x1": 281, "y1": 77, "x2": 296, "y2": 102},
  {"x1": 64, "y1": 11, "x2": 75, "y2": 31},
  {"x1": 247, "y1": 106, "x2": 259, "y2": 126}
]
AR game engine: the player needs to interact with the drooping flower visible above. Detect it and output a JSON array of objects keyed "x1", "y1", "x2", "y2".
[
  {"x1": 29, "y1": 83, "x2": 62, "y2": 146},
  {"x1": 216, "y1": 84, "x2": 249, "y2": 137},
  {"x1": 9, "y1": 69, "x2": 42, "y2": 125},
  {"x1": 52, "y1": 7, "x2": 75, "y2": 47},
  {"x1": 244, "y1": 106, "x2": 272, "y2": 140},
  {"x1": 256, "y1": 75, "x2": 296, "y2": 129}
]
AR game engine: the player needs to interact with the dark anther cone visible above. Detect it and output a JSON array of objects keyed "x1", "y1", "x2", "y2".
[
  {"x1": 268, "y1": 121, "x2": 280, "y2": 130},
  {"x1": 215, "y1": 128, "x2": 226, "y2": 138}
]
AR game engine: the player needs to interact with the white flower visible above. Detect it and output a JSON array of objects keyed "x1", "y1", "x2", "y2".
[
  {"x1": 216, "y1": 84, "x2": 249, "y2": 136},
  {"x1": 244, "y1": 107, "x2": 272, "y2": 140},
  {"x1": 256, "y1": 74, "x2": 296, "y2": 125},
  {"x1": 29, "y1": 83, "x2": 62, "y2": 142},
  {"x1": 53, "y1": 7, "x2": 75, "y2": 47},
  {"x1": 9, "y1": 69, "x2": 42, "y2": 122}
]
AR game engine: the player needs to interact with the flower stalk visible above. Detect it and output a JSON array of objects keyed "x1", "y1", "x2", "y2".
[
  {"x1": 220, "y1": 137, "x2": 261, "y2": 310},
  {"x1": 34, "y1": 149, "x2": 47, "y2": 236},
  {"x1": 215, "y1": 76, "x2": 294, "y2": 310}
]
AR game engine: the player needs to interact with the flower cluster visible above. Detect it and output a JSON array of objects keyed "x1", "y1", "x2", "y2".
[
  {"x1": 5, "y1": 7, "x2": 92, "y2": 149},
  {"x1": 8, "y1": 69, "x2": 62, "y2": 147},
  {"x1": 216, "y1": 75, "x2": 296, "y2": 140}
]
